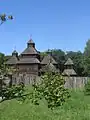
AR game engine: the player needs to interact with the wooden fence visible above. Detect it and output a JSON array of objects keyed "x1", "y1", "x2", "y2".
[{"x1": 4, "y1": 74, "x2": 89, "y2": 88}]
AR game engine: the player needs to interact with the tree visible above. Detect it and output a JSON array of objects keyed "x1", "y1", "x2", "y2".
[
  {"x1": 31, "y1": 72, "x2": 70, "y2": 109},
  {"x1": 0, "y1": 14, "x2": 13, "y2": 25},
  {"x1": 84, "y1": 79, "x2": 90, "y2": 95},
  {"x1": 0, "y1": 53, "x2": 6, "y2": 90},
  {"x1": 0, "y1": 53, "x2": 5, "y2": 67},
  {"x1": 0, "y1": 13, "x2": 13, "y2": 87},
  {"x1": 0, "y1": 13, "x2": 24, "y2": 102},
  {"x1": 83, "y1": 39, "x2": 90, "y2": 76},
  {"x1": 84, "y1": 39, "x2": 90, "y2": 56}
]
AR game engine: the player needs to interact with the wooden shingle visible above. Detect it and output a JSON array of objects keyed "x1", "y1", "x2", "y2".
[
  {"x1": 17, "y1": 58, "x2": 40, "y2": 64},
  {"x1": 40, "y1": 63, "x2": 58, "y2": 72},
  {"x1": 64, "y1": 58, "x2": 74, "y2": 65},
  {"x1": 41, "y1": 54, "x2": 57, "y2": 65},
  {"x1": 62, "y1": 69, "x2": 77, "y2": 76},
  {"x1": 5, "y1": 50, "x2": 19, "y2": 65}
]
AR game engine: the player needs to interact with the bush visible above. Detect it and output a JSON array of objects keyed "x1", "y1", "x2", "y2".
[
  {"x1": 31, "y1": 72, "x2": 70, "y2": 109},
  {"x1": 0, "y1": 83, "x2": 26, "y2": 102},
  {"x1": 84, "y1": 79, "x2": 90, "y2": 95}
]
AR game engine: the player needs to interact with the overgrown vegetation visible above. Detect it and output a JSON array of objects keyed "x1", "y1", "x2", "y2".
[
  {"x1": 0, "y1": 83, "x2": 26, "y2": 102},
  {"x1": 0, "y1": 71, "x2": 70, "y2": 110},
  {"x1": 30, "y1": 72, "x2": 70, "y2": 109},
  {"x1": 0, "y1": 90, "x2": 90, "y2": 120}
]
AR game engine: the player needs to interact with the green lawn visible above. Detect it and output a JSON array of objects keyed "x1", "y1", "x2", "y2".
[{"x1": 0, "y1": 89, "x2": 90, "y2": 120}]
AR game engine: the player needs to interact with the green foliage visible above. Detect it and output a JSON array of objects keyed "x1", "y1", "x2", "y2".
[
  {"x1": 0, "y1": 53, "x2": 5, "y2": 67},
  {"x1": 83, "y1": 39, "x2": 90, "y2": 76},
  {"x1": 84, "y1": 39, "x2": 90, "y2": 56},
  {"x1": 0, "y1": 53, "x2": 17, "y2": 101},
  {"x1": 84, "y1": 80, "x2": 90, "y2": 95},
  {"x1": 0, "y1": 89, "x2": 90, "y2": 120},
  {"x1": 31, "y1": 72, "x2": 70, "y2": 109},
  {"x1": 0, "y1": 83, "x2": 25, "y2": 102},
  {"x1": 0, "y1": 53, "x2": 8, "y2": 77},
  {"x1": 0, "y1": 13, "x2": 13, "y2": 25},
  {"x1": 83, "y1": 56, "x2": 90, "y2": 76}
]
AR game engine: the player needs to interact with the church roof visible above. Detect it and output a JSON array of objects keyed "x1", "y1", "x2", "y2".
[
  {"x1": 40, "y1": 63, "x2": 58, "y2": 72},
  {"x1": 5, "y1": 55, "x2": 11, "y2": 61},
  {"x1": 17, "y1": 58, "x2": 40, "y2": 64},
  {"x1": 64, "y1": 58, "x2": 74, "y2": 65},
  {"x1": 41, "y1": 54, "x2": 57, "y2": 65},
  {"x1": 62, "y1": 69, "x2": 77, "y2": 76},
  {"x1": 20, "y1": 38, "x2": 39, "y2": 55},
  {"x1": 21, "y1": 47, "x2": 38, "y2": 55},
  {"x1": 5, "y1": 56, "x2": 18, "y2": 65},
  {"x1": 5, "y1": 50, "x2": 18, "y2": 65}
]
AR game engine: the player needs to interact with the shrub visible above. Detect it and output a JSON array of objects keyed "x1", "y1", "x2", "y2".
[
  {"x1": 0, "y1": 83, "x2": 26, "y2": 102},
  {"x1": 31, "y1": 72, "x2": 70, "y2": 109},
  {"x1": 84, "y1": 79, "x2": 90, "y2": 95}
]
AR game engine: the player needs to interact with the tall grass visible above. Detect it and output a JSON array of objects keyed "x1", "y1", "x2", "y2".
[{"x1": 0, "y1": 89, "x2": 90, "y2": 120}]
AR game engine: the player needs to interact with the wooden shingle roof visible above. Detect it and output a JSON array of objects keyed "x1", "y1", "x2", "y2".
[
  {"x1": 5, "y1": 56, "x2": 18, "y2": 65},
  {"x1": 40, "y1": 63, "x2": 58, "y2": 72},
  {"x1": 21, "y1": 47, "x2": 38, "y2": 55},
  {"x1": 5, "y1": 50, "x2": 19, "y2": 65},
  {"x1": 5, "y1": 55, "x2": 11, "y2": 61},
  {"x1": 20, "y1": 39, "x2": 39, "y2": 55},
  {"x1": 62, "y1": 69, "x2": 77, "y2": 76},
  {"x1": 17, "y1": 58, "x2": 40, "y2": 64},
  {"x1": 41, "y1": 54, "x2": 57, "y2": 65},
  {"x1": 64, "y1": 58, "x2": 74, "y2": 65}
]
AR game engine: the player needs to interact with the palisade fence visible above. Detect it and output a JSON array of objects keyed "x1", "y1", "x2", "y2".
[
  {"x1": 12, "y1": 74, "x2": 40, "y2": 85},
  {"x1": 3, "y1": 74, "x2": 89, "y2": 88},
  {"x1": 64, "y1": 77, "x2": 88, "y2": 88}
]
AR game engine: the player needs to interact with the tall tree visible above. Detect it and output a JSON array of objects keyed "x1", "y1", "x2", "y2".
[
  {"x1": 83, "y1": 39, "x2": 90, "y2": 76},
  {"x1": 0, "y1": 13, "x2": 13, "y2": 91},
  {"x1": 84, "y1": 39, "x2": 90, "y2": 56},
  {"x1": 0, "y1": 53, "x2": 5, "y2": 67}
]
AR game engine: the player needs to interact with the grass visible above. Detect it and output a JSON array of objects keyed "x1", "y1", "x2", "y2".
[{"x1": 0, "y1": 89, "x2": 90, "y2": 120}]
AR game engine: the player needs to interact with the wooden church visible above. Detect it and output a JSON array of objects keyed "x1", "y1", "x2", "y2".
[{"x1": 6, "y1": 38, "x2": 77, "y2": 80}]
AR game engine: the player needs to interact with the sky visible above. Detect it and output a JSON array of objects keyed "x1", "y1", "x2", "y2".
[{"x1": 0, "y1": 0, "x2": 90, "y2": 55}]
